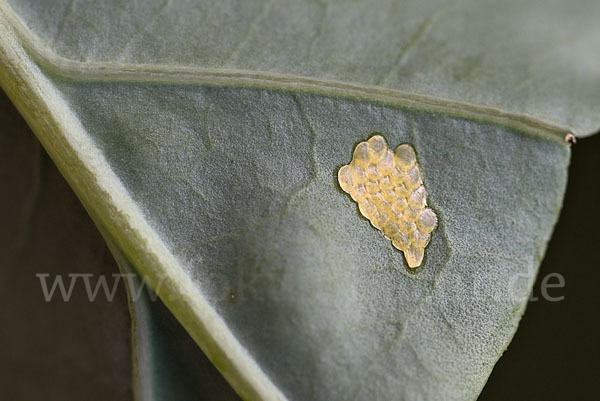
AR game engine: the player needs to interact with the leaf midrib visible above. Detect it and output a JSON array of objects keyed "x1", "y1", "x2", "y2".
[{"x1": 0, "y1": 0, "x2": 571, "y2": 145}]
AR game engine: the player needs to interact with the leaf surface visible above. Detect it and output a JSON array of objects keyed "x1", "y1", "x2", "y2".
[
  {"x1": 0, "y1": 0, "x2": 593, "y2": 400},
  {"x1": 5, "y1": 0, "x2": 600, "y2": 135}
]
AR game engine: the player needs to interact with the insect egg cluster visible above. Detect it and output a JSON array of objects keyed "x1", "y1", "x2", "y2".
[{"x1": 338, "y1": 135, "x2": 437, "y2": 268}]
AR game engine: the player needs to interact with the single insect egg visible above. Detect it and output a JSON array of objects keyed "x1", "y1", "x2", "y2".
[
  {"x1": 408, "y1": 185, "x2": 427, "y2": 209},
  {"x1": 378, "y1": 150, "x2": 395, "y2": 174},
  {"x1": 403, "y1": 205, "x2": 419, "y2": 221},
  {"x1": 394, "y1": 183, "x2": 410, "y2": 198},
  {"x1": 416, "y1": 208, "x2": 437, "y2": 234},
  {"x1": 392, "y1": 231, "x2": 410, "y2": 251},
  {"x1": 382, "y1": 189, "x2": 396, "y2": 203},
  {"x1": 366, "y1": 164, "x2": 380, "y2": 179},
  {"x1": 353, "y1": 184, "x2": 367, "y2": 200},
  {"x1": 390, "y1": 167, "x2": 405, "y2": 185},
  {"x1": 383, "y1": 221, "x2": 400, "y2": 238},
  {"x1": 378, "y1": 201, "x2": 392, "y2": 217},
  {"x1": 338, "y1": 165, "x2": 354, "y2": 193},
  {"x1": 410, "y1": 229, "x2": 431, "y2": 248},
  {"x1": 371, "y1": 211, "x2": 389, "y2": 229},
  {"x1": 370, "y1": 192, "x2": 385, "y2": 204},
  {"x1": 366, "y1": 180, "x2": 379, "y2": 194},
  {"x1": 394, "y1": 144, "x2": 417, "y2": 170},
  {"x1": 350, "y1": 189, "x2": 367, "y2": 202},
  {"x1": 397, "y1": 218, "x2": 416, "y2": 234},
  {"x1": 392, "y1": 198, "x2": 408, "y2": 214},
  {"x1": 359, "y1": 198, "x2": 377, "y2": 217},
  {"x1": 353, "y1": 142, "x2": 370, "y2": 167},
  {"x1": 367, "y1": 135, "x2": 387, "y2": 162},
  {"x1": 404, "y1": 244, "x2": 424, "y2": 268},
  {"x1": 379, "y1": 175, "x2": 394, "y2": 190},
  {"x1": 404, "y1": 166, "x2": 422, "y2": 189},
  {"x1": 352, "y1": 165, "x2": 367, "y2": 184}
]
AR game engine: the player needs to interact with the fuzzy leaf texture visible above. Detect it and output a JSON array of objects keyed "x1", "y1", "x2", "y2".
[{"x1": 0, "y1": 0, "x2": 598, "y2": 400}]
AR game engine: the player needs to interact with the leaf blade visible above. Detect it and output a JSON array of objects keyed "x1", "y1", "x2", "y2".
[{"x1": 0, "y1": 1, "x2": 577, "y2": 400}]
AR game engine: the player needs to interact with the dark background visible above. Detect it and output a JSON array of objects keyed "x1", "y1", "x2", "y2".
[
  {"x1": 1, "y1": 87, "x2": 598, "y2": 400},
  {"x1": 479, "y1": 130, "x2": 600, "y2": 400}
]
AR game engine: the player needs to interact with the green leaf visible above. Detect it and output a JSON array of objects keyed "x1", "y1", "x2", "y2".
[
  {"x1": 102, "y1": 230, "x2": 242, "y2": 401},
  {"x1": 0, "y1": 87, "x2": 241, "y2": 400},
  {"x1": 0, "y1": 0, "x2": 595, "y2": 400},
  {"x1": 5, "y1": 0, "x2": 600, "y2": 136}
]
